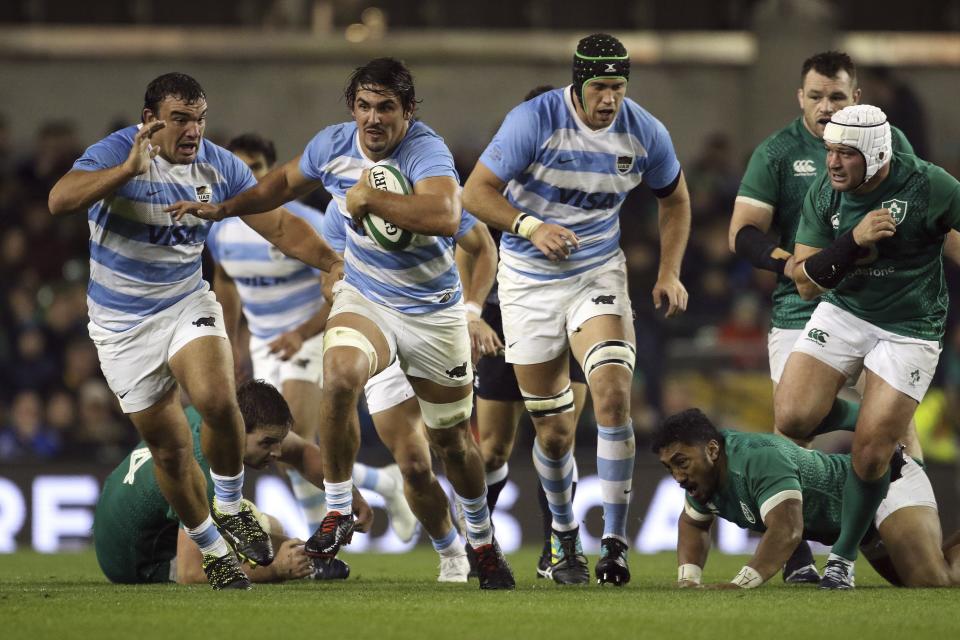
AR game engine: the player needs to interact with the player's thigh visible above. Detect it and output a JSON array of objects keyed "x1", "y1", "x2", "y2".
[
  {"x1": 167, "y1": 291, "x2": 234, "y2": 402},
  {"x1": 768, "y1": 328, "x2": 803, "y2": 385},
  {"x1": 364, "y1": 358, "x2": 417, "y2": 416},
  {"x1": 774, "y1": 353, "x2": 847, "y2": 429},
  {"x1": 127, "y1": 385, "x2": 194, "y2": 452},
  {"x1": 569, "y1": 312, "x2": 634, "y2": 396},
  {"x1": 877, "y1": 506, "x2": 948, "y2": 587},
  {"x1": 325, "y1": 283, "x2": 395, "y2": 381},
  {"x1": 854, "y1": 371, "x2": 919, "y2": 473},
  {"x1": 513, "y1": 351, "x2": 571, "y2": 397}
]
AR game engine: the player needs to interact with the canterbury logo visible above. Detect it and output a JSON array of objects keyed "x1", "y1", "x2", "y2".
[
  {"x1": 807, "y1": 328, "x2": 829, "y2": 345},
  {"x1": 793, "y1": 159, "x2": 816, "y2": 175}
]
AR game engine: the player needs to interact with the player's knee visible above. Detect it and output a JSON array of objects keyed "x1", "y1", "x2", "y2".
[
  {"x1": 904, "y1": 564, "x2": 950, "y2": 588},
  {"x1": 323, "y1": 327, "x2": 378, "y2": 387},
  {"x1": 536, "y1": 428, "x2": 574, "y2": 459},
  {"x1": 481, "y1": 443, "x2": 511, "y2": 471},
  {"x1": 192, "y1": 395, "x2": 239, "y2": 431},
  {"x1": 774, "y1": 402, "x2": 819, "y2": 440},
  {"x1": 588, "y1": 379, "x2": 630, "y2": 425},
  {"x1": 398, "y1": 456, "x2": 434, "y2": 491},
  {"x1": 852, "y1": 442, "x2": 894, "y2": 481},
  {"x1": 428, "y1": 424, "x2": 471, "y2": 465},
  {"x1": 150, "y1": 442, "x2": 194, "y2": 474}
]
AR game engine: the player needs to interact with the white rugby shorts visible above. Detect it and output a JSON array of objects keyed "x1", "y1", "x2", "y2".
[
  {"x1": 88, "y1": 287, "x2": 228, "y2": 413},
  {"x1": 498, "y1": 253, "x2": 633, "y2": 365},
  {"x1": 790, "y1": 302, "x2": 941, "y2": 402},
  {"x1": 875, "y1": 452, "x2": 937, "y2": 527},
  {"x1": 250, "y1": 332, "x2": 325, "y2": 389},
  {"x1": 328, "y1": 281, "x2": 473, "y2": 388}
]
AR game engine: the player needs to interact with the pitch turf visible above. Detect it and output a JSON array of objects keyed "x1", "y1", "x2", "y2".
[{"x1": 2, "y1": 548, "x2": 959, "y2": 640}]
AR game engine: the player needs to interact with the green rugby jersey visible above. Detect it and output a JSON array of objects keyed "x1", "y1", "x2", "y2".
[
  {"x1": 796, "y1": 152, "x2": 960, "y2": 341},
  {"x1": 737, "y1": 118, "x2": 913, "y2": 329},
  {"x1": 93, "y1": 407, "x2": 214, "y2": 582},
  {"x1": 686, "y1": 430, "x2": 849, "y2": 545}
]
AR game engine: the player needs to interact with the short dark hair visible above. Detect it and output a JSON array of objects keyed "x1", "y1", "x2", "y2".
[
  {"x1": 227, "y1": 133, "x2": 277, "y2": 167},
  {"x1": 801, "y1": 51, "x2": 857, "y2": 86},
  {"x1": 236, "y1": 379, "x2": 293, "y2": 434},
  {"x1": 650, "y1": 408, "x2": 722, "y2": 454},
  {"x1": 143, "y1": 72, "x2": 206, "y2": 119},
  {"x1": 344, "y1": 57, "x2": 419, "y2": 115},
  {"x1": 523, "y1": 85, "x2": 555, "y2": 102}
]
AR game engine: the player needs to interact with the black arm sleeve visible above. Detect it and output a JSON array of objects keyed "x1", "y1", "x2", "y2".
[
  {"x1": 801, "y1": 230, "x2": 861, "y2": 290},
  {"x1": 734, "y1": 225, "x2": 787, "y2": 274},
  {"x1": 650, "y1": 168, "x2": 682, "y2": 199}
]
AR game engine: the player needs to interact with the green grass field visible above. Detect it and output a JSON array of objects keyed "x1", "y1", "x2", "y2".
[{"x1": 2, "y1": 548, "x2": 959, "y2": 639}]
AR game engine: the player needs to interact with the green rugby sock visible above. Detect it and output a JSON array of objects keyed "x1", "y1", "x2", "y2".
[
  {"x1": 832, "y1": 465, "x2": 891, "y2": 561},
  {"x1": 810, "y1": 398, "x2": 860, "y2": 437}
]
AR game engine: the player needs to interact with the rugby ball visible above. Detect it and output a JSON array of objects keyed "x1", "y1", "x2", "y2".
[{"x1": 363, "y1": 164, "x2": 414, "y2": 250}]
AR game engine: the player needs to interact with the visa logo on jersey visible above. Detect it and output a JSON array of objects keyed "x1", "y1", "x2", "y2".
[{"x1": 557, "y1": 188, "x2": 618, "y2": 210}]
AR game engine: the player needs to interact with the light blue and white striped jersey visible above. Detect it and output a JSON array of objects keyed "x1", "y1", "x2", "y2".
[
  {"x1": 478, "y1": 86, "x2": 681, "y2": 281},
  {"x1": 206, "y1": 200, "x2": 326, "y2": 341},
  {"x1": 73, "y1": 125, "x2": 257, "y2": 332},
  {"x1": 299, "y1": 120, "x2": 462, "y2": 315}
]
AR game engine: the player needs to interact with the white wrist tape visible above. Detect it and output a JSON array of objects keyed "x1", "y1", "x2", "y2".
[
  {"x1": 678, "y1": 564, "x2": 702, "y2": 585},
  {"x1": 731, "y1": 565, "x2": 764, "y2": 589},
  {"x1": 512, "y1": 213, "x2": 543, "y2": 240},
  {"x1": 464, "y1": 301, "x2": 483, "y2": 318}
]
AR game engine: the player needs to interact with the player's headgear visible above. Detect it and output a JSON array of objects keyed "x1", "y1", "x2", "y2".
[
  {"x1": 822, "y1": 104, "x2": 892, "y2": 185},
  {"x1": 573, "y1": 33, "x2": 630, "y2": 106}
]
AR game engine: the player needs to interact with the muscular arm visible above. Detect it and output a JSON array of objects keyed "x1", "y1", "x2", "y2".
[
  {"x1": 741, "y1": 499, "x2": 804, "y2": 584},
  {"x1": 350, "y1": 175, "x2": 461, "y2": 236},
  {"x1": 454, "y1": 222, "x2": 498, "y2": 307},
  {"x1": 656, "y1": 172, "x2": 692, "y2": 282},
  {"x1": 224, "y1": 157, "x2": 319, "y2": 218},
  {"x1": 461, "y1": 162, "x2": 517, "y2": 232},
  {"x1": 48, "y1": 166, "x2": 136, "y2": 216},
  {"x1": 945, "y1": 230, "x2": 960, "y2": 266},
  {"x1": 677, "y1": 510, "x2": 713, "y2": 586},
  {"x1": 791, "y1": 243, "x2": 825, "y2": 301},
  {"x1": 242, "y1": 207, "x2": 343, "y2": 273},
  {"x1": 728, "y1": 200, "x2": 774, "y2": 251}
]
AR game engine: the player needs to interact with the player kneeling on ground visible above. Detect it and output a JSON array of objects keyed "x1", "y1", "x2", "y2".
[
  {"x1": 94, "y1": 380, "x2": 372, "y2": 588},
  {"x1": 652, "y1": 409, "x2": 960, "y2": 589}
]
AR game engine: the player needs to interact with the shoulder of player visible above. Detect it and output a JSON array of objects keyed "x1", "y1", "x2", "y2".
[
  {"x1": 400, "y1": 120, "x2": 450, "y2": 149},
  {"x1": 617, "y1": 97, "x2": 670, "y2": 132},
  {"x1": 197, "y1": 138, "x2": 244, "y2": 168}
]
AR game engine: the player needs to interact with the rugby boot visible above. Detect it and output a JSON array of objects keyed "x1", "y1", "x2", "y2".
[
  {"x1": 549, "y1": 528, "x2": 589, "y2": 585},
  {"x1": 472, "y1": 539, "x2": 516, "y2": 590},
  {"x1": 438, "y1": 550, "x2": 470, "y2": 583},
  {"x1": 212, "y1": 502, "x2": 274, "y2": 566},
  {"x1": 536, "y1": 545, "x2": 552, "y2": 579},
  {"x1": 464, "y1": 542, "x2": 479, "y2": 579},
  {"x1": 819, "y1": 555, "x2": 855, "y2": 590},
  {"x1": 305, "y1": 511, "x2": 355, "y2": 558},
  {"x1": 783, "y1": 540, "x2": 820, "y2": 584},
  {"x1": 202, "y1": 552, "x2": 251, "y2": 590},
  {"x1": 311, "y1": 556, "x2": 351, "y2": 580},
  {"x1": 595, "y1": 537, "x2": 631, "y2": 586}
]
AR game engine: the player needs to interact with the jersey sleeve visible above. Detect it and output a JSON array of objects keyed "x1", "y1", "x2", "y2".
[
  {"x1": 927, "y1": 167, "x2": 960, "y2": 233},
  {"x1": 400, "y1": 130, "x2": 459, "y2": 186},
  {"x1": 794, "y1": 178, "x2": 834, "y2": 248},
  {"x1": 891, "y1": 126, "x2": 915, "y2": 156},
  {"x1": 455, "y1": 210, "x2": 479, "y2": 240},
  {"x1": 221, "y1": 152, "x2": 258, "y2": 199},
  {"x1": 72, "y1": 130, "x2": 131, "y2": 172},
  {"x1": 745, "y1": 447, "x2": 803, "y2": 524},
  {"x1": 299, "y1": 127, "x2": 336, "y2": 182},
  {"x1": 641, "y1": 118, "x2": 682, "y2": 192},
  {"x1": 737, "y1": 141, "x2": 779, "y2": 210},
  {"x1": 322, "y1": 200, "x2": 348, "y2": 253},
  {"x1": 683, "y1": 494, "x2": 715, "y2": 522},
  {"x1": 477, "y1": 101, "x2": 541, "y2": 183}
]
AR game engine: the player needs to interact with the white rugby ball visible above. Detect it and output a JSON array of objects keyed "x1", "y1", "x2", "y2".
[{"x1": 363, "y1": 164, "x2": 414, "y2": 250}]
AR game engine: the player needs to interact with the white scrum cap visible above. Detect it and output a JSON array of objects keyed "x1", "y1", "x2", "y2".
[{"x1": 823, "y1": 104, "x2": 892, "y2": 182}]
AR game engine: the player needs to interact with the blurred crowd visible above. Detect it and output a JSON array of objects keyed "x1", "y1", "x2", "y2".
[{"x1": 2, "y1": 71, "x2": 959, "y2": 466}]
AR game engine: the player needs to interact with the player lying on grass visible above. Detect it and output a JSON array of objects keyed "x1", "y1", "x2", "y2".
[
  {"x1": 652, "y1": 408, "x2": 960, "y2": 589},
  {"x1": 94, "y1": 379, "x2": 372, "y2": 588}
]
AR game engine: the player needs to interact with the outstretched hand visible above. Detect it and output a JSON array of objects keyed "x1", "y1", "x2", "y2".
[
  {"x1": 124, "y1": 120, "x2": 165, "y2": 176},
  {"x1": 164, "y1": 200, "x2": 226, "y2": 222}
]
